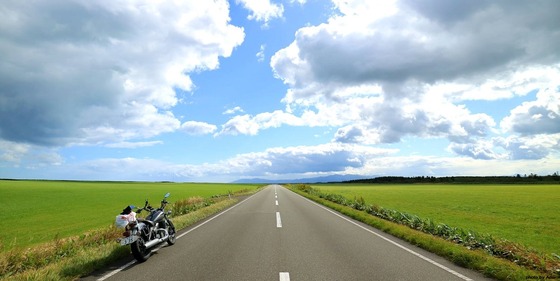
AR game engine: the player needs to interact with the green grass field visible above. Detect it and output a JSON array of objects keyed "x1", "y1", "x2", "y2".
[
  {"x1": 0, "y1": 180, "x2": 259, "y2": 250},
  {"x1": 314, "y1": 184, "x2": 560, "y2": 255}
]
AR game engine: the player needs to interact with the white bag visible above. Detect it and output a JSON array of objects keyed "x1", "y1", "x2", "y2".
[{"x1": 115, "y1": 212, "x2": 136, "y2": 228}]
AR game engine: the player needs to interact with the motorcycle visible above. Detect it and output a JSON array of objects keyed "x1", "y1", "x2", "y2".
[{"x1": 115, "y1": 192, "x2": 176, "y2": 262}]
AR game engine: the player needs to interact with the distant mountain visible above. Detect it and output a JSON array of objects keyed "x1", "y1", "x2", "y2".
[{"x1": 232, "y1": 174, "x2": 368, "y2": 184}]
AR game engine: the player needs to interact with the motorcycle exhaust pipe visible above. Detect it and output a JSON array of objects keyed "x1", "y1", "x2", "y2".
[
  {"x1": 144, "y1": 235, "x2": 169, "y2": 248},
  {"x1": 143, "y1": 229, "x2": 169, "y2": 249}
]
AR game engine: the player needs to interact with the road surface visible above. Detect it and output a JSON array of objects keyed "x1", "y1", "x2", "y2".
[{"x1": 84, "y1": 185, "x2": 492, "y2": 281}]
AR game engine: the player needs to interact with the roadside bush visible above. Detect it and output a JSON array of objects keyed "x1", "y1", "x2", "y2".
[
  {"x1": 0, "y1": 227, "x2": 121, "y2": 278},
  {"x1": 171, "y1": 196, "x2": 212, "y2": 216}
]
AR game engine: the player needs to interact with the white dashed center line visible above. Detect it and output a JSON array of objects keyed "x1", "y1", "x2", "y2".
[
  {"x1": 279, "y1": 272, "x2": 290, "y2": 281},
  {"x1": 276, "y1": 211, "x2": 282, "y2": 228}
]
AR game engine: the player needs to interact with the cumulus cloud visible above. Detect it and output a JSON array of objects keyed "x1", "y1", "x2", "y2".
[
  {"x1": 0, "y1": 140, "x2": 63, "y2": 168},
  {"x1": 501, "y1": 87, "x2": 560, "y2": 135},
  {"x1": 334, "y1": 125, "x2": 366, "y2": 144},
  {"x1": 223, "y1": 106, "x2": 245, "y2": 115},
  {"x1": 26, "y1": 143, "x2": 395, "y2": 181},
  {"x1": 495, "y1": 134, "x2": 560, "y2": 160},
  {"x1": 181, "y1": 121, "x2": 218, "y2": 136},
  {"x1": 228, "y1": 143, "x2": 391, "y2": 174},
  {"x1": 217, "y1": 110, "x2": 304, "y2": 136},
  {"x1": 44, "y1": 143, "x2": 560, "y2": 181},
  {"x1": 0, "y1": 0, "x2": 244, "y2": 146},
  {"x1": 448, "y1": 142, "x2": 501, "y2": 160},
  {"x1": 273, "y1": 0, "x2": 560, "y2": 95},
  {"x1": 235, "y1": 0, "x2": 284, "y2": 25},
  {"x1": 265, "y1": 0, "x2": 560, "y2": 162}
]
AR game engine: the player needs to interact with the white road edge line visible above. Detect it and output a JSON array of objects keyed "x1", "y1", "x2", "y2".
[
  {"x1": 97, "y1": 194, "x2": 257, "y2": 281},
  {"x1": 279, "y1": 272, "x2": 290, "y2": 281},
  {"x1": 276, "y1": 211, "x2": 282, "y2": 228},
  {"x1": 302, "y1": 196, "x2": 473, "y2": 281},
  {"x1": 97, "y1": 260, "x2": 135, "y2": 281}
]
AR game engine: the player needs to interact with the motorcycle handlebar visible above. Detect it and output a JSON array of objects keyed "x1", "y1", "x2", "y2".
[{"x1": 134, "y1": 194, "x2": 170, "y2": 212}]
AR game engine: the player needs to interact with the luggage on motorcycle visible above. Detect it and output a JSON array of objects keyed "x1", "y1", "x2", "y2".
[{"x1": 115, "y1": 211, "x2": 137, "y2": 229}]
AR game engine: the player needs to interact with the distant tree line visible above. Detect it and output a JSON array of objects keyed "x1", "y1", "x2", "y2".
[{"x1": 343, "y1": 173, "x2": 560, "y2": 184}]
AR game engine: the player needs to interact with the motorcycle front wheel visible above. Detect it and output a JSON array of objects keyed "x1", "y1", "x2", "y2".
[
  {"x1": 131, "y1": 236, "x2": 151, "y2": 262},
  {"x1": 166, "y1": 220, "x2": 176, "y2": 245}
]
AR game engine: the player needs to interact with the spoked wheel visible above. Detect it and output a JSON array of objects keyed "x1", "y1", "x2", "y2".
[
  {"x1": 167, "y1": 220, "x2": 176, "y2": 245},
  {"x1": 131, "y1": 236, "x2": 151, "y2": 262}
]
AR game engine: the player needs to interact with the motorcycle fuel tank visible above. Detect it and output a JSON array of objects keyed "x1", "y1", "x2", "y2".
[{"x1": 147, "y1": 210, "x2": 164, "y2": 223}]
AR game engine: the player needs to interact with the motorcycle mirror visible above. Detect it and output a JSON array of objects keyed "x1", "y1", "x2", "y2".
[{"x1": 164, "y1": 192, "x2": 170, "y2": 198}]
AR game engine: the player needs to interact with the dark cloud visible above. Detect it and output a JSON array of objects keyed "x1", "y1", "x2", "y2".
[
  {"x1": 244, "y1": 144, "x2": 392, "y2": 175},
  {"x1": 0, "y1": 60, "x2": 121, "y2": 145},
  {"x1": 449, "y1": 143, "x2": 496, "y2": 160},
  {"x1": 265, "y1": 149, "x2": 363, "y2": 174},
  {"x1": 358, "y1": 103, "x2": 454, "y2": 143},
  {"x1": 0, "y1": 1, "x2": 244, "y2": 147},
  {"x1": 400, "y1": 0, "x2": 491, "y2": 25},
  {"x1": 510, "y1": 106, "x2": 560, "y2": 135},
  {"x1": 333, "y1": 125, "x2": 364, "y2": 143}
]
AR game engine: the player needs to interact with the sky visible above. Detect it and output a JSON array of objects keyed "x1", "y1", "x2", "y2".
[{"x1": 1, "y1": 0, "x2": 559, "y2": 182}]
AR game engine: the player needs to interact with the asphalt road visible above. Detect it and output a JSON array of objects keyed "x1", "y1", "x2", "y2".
[{"x1": 84, "y1": 185, "x2": 493, "y2": 281}]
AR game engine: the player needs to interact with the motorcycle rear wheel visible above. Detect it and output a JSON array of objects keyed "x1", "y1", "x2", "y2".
[{"x1": 131, "y1": 237, "x2": 151, "y2": 262}]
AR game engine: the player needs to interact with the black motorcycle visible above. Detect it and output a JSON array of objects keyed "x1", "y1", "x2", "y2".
[{"x1": 115, "y1": 192, "x2": 176, "y2": 262}]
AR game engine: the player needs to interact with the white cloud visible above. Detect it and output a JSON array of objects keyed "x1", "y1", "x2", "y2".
[
  {"x1": 354, "y1": 155, "x2": 560, "y2": 178},
  {"x1": 217, "y1": 110, "x2": 304, "y2": 136},
  {"x1": 0, "y1": 141, "x2": 31, "y2": 164},
  {"x1": 181, "y1": 121, "x2": 218, "y2": 136},
  {"x1": 223, "y1": 106, "x2": 245, "y2": 115},
  {"x1": 448, "y1": 141, "x2": 502, "y2": 160},
  {"x1": 219, "y1": 143, "x2": 394, "y2": 175},
  {"x1": 289, "y1": 0, "x2": 307, "y2": 5},
  {"x1": 83, "y1": 143, "x2": 396, "y2": 181},
  {"x1": 268, "y1": 0, "x2": 560, "y2": 162},
  {"x1": 36, "y1": 143, "x2": 560, "y2": 182},
  {"x1": 217, "y1": 115, "x2": 260, "y2": 136},
  {"x1": 235, "y1": 0, "x2": 284, "y2": 25},
  {"x1": 105, "y1": 141, "x2": 164, "y2": 149},
  {"x1": 256, "y1": 44, "x2": 266, "y2": 62},
  {"x1": 423, "y1": 65, "x2": 560, "y2": 102},
  {"x1": 0, "y1": 0, "x2": 244, "y2": 146},
  {"x1": 494, "y1": 134, "x2": 560, "y2": 160},
  {"x1": 0, "y1": 140, "x2": 63, "y2": 168},
  {"x1": 501, "y1": 87, "x2": 560, "y2": 135},
  {"x1": 273, "y1": 0, "x2": 560, "y2": 98}
]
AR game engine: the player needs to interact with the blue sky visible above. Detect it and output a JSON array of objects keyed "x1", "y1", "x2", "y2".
[{"x1": 1, "y1": 0, "x2": 559, "y2": 182}]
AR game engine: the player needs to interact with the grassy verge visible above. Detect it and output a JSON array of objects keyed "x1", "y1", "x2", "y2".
[
  {"x1": 317, "y1": 183, "x2": 560, "y2": 254},
  {"x1": 0, "y1": 180, "x2": 259, "y2": 250},
  {"x1": 0, "y1": 188, "x2": 258, "y2": 281},
  {"x1": 287, "y1": 184, "x2": 557, "y2": 281}
]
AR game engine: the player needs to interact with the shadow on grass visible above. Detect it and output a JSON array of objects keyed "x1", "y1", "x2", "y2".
[{"x1": 61, "y1": 246, "x2": 130, "y2": 278}]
